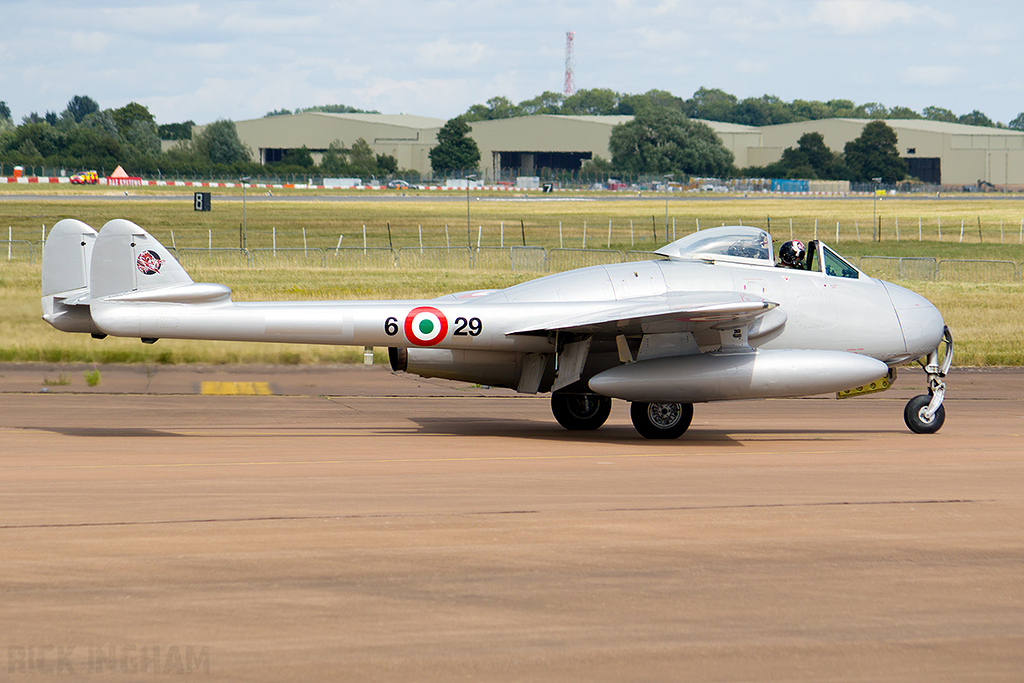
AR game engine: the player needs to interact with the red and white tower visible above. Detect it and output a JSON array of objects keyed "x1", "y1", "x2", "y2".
[{"x1": 563, "y1": 31, "x2": 575, "y2": 96}]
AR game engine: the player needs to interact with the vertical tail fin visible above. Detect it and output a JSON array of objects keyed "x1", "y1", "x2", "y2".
[
  {"x1": 90, "y1": 219, "x2": 193, "y2": 300},
  {"x1": 41, "y1": 219, "x2": 102, "y2": 334}
]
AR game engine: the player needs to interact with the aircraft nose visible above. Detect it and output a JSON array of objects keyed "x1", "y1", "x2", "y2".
[{"x1": 883, "y1": 282, "x2": 945, "y2": 358}]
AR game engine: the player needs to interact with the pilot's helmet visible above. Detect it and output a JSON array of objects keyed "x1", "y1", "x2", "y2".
[{"x1": 780, "y1": 239, "x2": 806, "y2": 267}]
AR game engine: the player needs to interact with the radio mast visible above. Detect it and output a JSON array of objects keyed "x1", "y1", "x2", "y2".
[{"x1": 563, "y1": 31, "x2": 575, "y2": 96}]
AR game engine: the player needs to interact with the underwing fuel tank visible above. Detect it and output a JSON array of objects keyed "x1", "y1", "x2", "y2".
[{"x1": 588, "y1": 349, "x2": 890, "y2": 403}]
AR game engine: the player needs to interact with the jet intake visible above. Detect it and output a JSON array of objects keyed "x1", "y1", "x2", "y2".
[{"x1": 589, "y1": 349, "x2": 889, "y2": 403}]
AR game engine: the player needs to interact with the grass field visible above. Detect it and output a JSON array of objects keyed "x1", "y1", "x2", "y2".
[{"x1": 2, "y1": 188, "x2": 1022, "y2": 366}]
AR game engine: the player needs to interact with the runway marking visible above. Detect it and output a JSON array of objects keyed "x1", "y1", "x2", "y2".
[
  {"x1": 0, "y1": 499, "x2": 986, "y2": 531},
  {"x1": 200, "y1": 381, "x2": 272, "y2": 395}
]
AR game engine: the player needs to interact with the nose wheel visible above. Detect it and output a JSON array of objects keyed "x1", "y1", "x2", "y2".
[{"x1": 904, "y1": 326, "x2": 952, "y2": 434}]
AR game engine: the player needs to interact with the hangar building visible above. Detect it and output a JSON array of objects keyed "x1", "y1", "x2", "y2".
[
  {"x1": 230, "y1": 112, "x2": 1024, "y2": 187},
  {"x1": 748, "y1": 119, "x2": 1024, "y2": 187},
  {"x1": 234, "y1": 112, "x2": 445, "y2": 175}
]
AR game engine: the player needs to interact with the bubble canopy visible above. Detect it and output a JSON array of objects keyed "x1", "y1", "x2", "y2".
[{"x1": 656, "y1": 226, "x2": 774, "y2": 265}]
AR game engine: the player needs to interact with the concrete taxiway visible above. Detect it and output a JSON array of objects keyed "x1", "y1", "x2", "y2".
[{"x1": 1, "y1": 364, "x2": 1022, "y2": 681}]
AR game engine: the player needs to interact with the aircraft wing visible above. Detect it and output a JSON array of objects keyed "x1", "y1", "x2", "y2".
[{"x1": 506, "y1": 292, "x2": 779, "y2": 337}]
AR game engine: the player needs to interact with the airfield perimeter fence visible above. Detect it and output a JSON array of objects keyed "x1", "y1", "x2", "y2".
[
  {"x1": 5, "y1": 214, "x2": 1024, "y2": 281},
  {"x1": 9, "y1": 239, "x2": 1018, "y2": 283}
]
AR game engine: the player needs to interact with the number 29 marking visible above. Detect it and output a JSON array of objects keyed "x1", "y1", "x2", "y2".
[{"x1": 453, "y1": 317, "x2": 482, "y2": 336}]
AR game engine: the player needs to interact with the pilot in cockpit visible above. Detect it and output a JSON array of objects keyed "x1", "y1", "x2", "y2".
[{"x1": 778, "y1": 239, "x2": 806, "y2": 269}]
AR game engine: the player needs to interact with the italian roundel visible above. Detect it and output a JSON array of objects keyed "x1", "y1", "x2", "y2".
[{"x1": 404, "y1": 306, "x2": 448, "y2": 346}]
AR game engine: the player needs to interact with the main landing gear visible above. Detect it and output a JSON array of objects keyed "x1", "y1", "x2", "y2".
[
  {"x1": 551, "y1": 392, "x2": 694, "y2": 439},
  {"x1": 630, "y1": 402, "x2": 694, "y2": 439},
  {"x1": 904, "y1": 326, "x2": 953, "y2": 434},
  {"x1": 550, "y1": 391, "x2": 612, "y2": 431}
]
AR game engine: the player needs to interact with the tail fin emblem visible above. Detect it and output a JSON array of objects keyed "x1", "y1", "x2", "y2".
[{"x1": 136, "y1": 250, "x2": 165, "y2": 275}]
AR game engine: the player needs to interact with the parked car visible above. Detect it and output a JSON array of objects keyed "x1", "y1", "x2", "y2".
[
  {"x1": 70, "y1": 170, "x2": 98, "y2": 185},
  {"x1": 387, "y1": 179, "x2": 411, "y2": 189}
]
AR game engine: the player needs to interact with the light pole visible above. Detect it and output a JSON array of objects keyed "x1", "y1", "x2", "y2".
[
  {"x1": 466, "y1": 173, "x2": 476, "y2": 248},
  {"x1": 664, "y1": 173, "x2": 674, "y2": 241},
  {"x1": 240, "y1": 175, "x2": 251, "y2": 250}
]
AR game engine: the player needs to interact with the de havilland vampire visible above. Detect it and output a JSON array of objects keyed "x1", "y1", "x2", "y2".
[{"x1": 41, "y1": 219, "x2": 952, "y2": 439}]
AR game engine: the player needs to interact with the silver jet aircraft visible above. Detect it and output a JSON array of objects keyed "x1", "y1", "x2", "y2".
[{"x1": 41, "y1": 219, "x2": 952, "y2": 438}]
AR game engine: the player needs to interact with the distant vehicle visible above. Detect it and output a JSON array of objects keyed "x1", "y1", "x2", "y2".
[
  {"x1": 700, "y1": 183, "x2": 728, "y2": 192},
  {"x1": 70, "y1": 171, "x2": 98, "y2": 185},
  {"x1": 387, "y1": 180, "x2": 411, "y2": 189}
]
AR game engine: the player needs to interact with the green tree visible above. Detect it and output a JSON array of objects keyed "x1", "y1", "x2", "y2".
[
  {"x1": 562, "y1": 88, "x2": 621, "y2": 115},
  {"x1": 922, "y1": 106, "x2": 957, "y2": 123},
  {"x1": 111, "y1": 102, "x2": 154, "y2": 132},
  {"x1": 684, "y1": 87, "x2": 737, "y2": 121},
  {"x1": 517, "y1": 91, "x2": 564, "y2": 115},
  {"x1": 888, "y1": 106, "x2": 922, "y2": 119},
  {"x1": 733, "y1": 95, "x2": 794, "y2": 126},
  {"x1": 82, "y1": 110, "x2": 119, "y2": 138},
  {"x1": 194, "y1": 119, "x2": 250, "y2": 165},
  {"x1": 958, "y1": 110, "x2": 995, "y2": 128},
  {"x1": 464, "y1": 96, "x2": 521, "y2": 121},
  {"x1": 0, "y1": 101, "x2": 11, "y2": 122},
  {"x1": 843, "y1": 120, "x2": 908, "y2": 183},
  {"x1": 13, "y1": 122, "x2": 59, "y2": 158},
  {"x1": 615, "y1": 89, "x2": 685, "y2": 116},
  {"x1": 121, "y1": 120, "x2": 162, "y2": 159},
  {"x1": 825, "y1": 99, "x2": 859, "y2": 118},
  {"x1": 609, "y1": 107, "x2": 733, "y2": 177},
  {"x1": 282, "y1": 145, "x2": 315, "y2": 169},
  {"x1": 63, "y1": 95, "x2": 100, "y2": 124},
  {"x1": 298, "y1": 104, "x2": 380, "y2": 115},
  {"x1": 790, "y1": 99, "x2": 833, "y2": 121},
  {"x1": 1009, "y1": 112, "x2": 1024, "y2": 131},
  {"x1": 62, "y1": 125, "x2": 122, "y2": 170},
  {"x1": 347, "y1": 138, "x2": 378, "y2": 178},
  {"x1": 771, "y1": 132, "x2": 845, "y2": 179},
  {"x1": 428, "y1": 117, "x2": 480, "y2": 175},
  {"x1": 376, "y1": 152, "x2": 398, "y2": 175},
  {"x1": 320, "y1": 139, "x2": 349, "y2": 175},
  {"x1": 158, "y1": 121, "x2": 195, "y2": 140}
]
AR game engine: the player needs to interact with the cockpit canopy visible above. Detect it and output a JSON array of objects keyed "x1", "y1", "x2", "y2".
[
  {"x1": 656, "y1": 226, "x2": 774, "y2": 265},
  {"x1": 655, "y1": 225, "x2": 862, "y2": 279}
]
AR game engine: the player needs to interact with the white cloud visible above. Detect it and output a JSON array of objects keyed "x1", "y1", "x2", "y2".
[
  {"x1": 416, "y1": 36, "x2": 487, "y2": 68},
  {"x1": 900, "y1": 65, "x2": 966, "y2": 87},
  {"x1": 808, "y1": 0, "x2": 935, "y2": 34}
]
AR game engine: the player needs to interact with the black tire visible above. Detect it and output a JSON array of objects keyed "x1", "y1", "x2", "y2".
[
  {"x1": 904, "y1": 394, "x2": 945, "y2": 434},
  {"x1": 630, "y1": 401, "x2": 694, "y2": 440},
  {"x1": 551, "y1": 392, "x2": 612, "y2": 431}
]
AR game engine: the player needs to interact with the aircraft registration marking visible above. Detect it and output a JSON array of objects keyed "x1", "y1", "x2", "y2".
[
  {"x1": 385, "y1": 308, "x2": 483, "y2": 345},
  {"x1": 200, "y1": 381, "x2": 272, "y2": 396}
]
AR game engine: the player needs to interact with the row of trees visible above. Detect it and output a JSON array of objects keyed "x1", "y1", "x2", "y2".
[
  {"x1": 0, "y1": 96, "x2": 405, "y2": 180},
  {"x1": 427, "y1": 109, "x2": 907, "y2": 183},
  {"x1": 0, "y1": 87, "x2": 1004, "y2": 183},
  {"x1": 462, "y1": 87, "x2": 1024, "y2": 130},
  {"x1": 748, "y1": 122, "x2": 908, "y2": 184}
]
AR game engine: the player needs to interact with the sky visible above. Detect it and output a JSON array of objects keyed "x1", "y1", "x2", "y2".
[{"x1": 2, "y1": 0, "x2": 1022, "y2": 126}]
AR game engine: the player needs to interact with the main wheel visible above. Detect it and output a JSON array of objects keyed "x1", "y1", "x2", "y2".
[
  {"x1": 551, "y1": 392, "x2": 612, "y2": 431},
  {"x1": 904, "y1": 394, "x2": 945, "y2": 434},
  {"x1": 630, "y1": 401, "x2": 694, "y2": 440}
]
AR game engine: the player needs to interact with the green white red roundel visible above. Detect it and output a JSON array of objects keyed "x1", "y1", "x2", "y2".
[{"x1": 404, "y1": 306, "x2": 448, "y2": 346}]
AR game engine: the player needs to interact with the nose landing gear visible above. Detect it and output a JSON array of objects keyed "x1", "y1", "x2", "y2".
[{"x1": 904, "y1": 326, "x2": 953, "y2": 434}]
